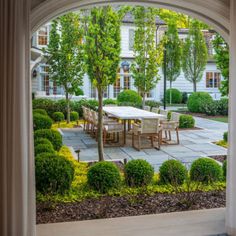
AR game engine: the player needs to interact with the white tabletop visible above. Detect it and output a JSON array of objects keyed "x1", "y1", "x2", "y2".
[{"x1": 103, "y1": 106, "x2": 165, "y2": 120}]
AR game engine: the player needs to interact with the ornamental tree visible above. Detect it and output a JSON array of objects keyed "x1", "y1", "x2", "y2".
[
  {"x1": 84, "y1": 6, "x2": 121, "y2": 161},
  {"x1": 212, "y1": 34, "x2": 229, "y2": 96},
  {"x1": 163, "y1": 21, "x2": 182, "y2": 104},
  {"x1": 182, "y1": 20, "x2": 208, "y2": 92},
  {"x1": 44, "y1": 13, "x2": 85, "y2": 123},
  {"x1": 131, "y1": 6, "x2": 162, "y2": 108}
]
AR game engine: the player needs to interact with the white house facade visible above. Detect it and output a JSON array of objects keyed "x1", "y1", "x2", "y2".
[{"x1": 31, "y1": 13, "x2": 223, "y2": 102}]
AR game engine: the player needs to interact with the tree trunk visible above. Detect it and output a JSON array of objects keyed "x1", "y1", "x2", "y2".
[
  {"x1": 193, "y1": 82, "x2": 197, "y2": 92},
  {"x1": 97, "y1": 87, "x2": 104, "y2": 162},
  {"x1": 169, "y1": 81, "x2": 172, "y2": 105},
  {"x1": 66, "y1": 92, "x2": 70, "y2": 124},
  {"x1": 142, "y1": 92, "x2": 146, "y2": 109}
]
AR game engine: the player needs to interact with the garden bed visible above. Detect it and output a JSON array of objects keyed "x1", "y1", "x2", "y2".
[
  {"x1": 36, "y1": 190, "x2": 225, "y2": 224},
  {"x1": 209, "y1": 155, "x2": 227, "y2": 163}
]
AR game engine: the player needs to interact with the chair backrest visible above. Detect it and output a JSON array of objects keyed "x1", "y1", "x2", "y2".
[
  {"x1": 152, "y1": 107, "x2": 159, "y2": 114},
  {"x1": 143, "y1": 106, "x2": 151, "y2": 111},
  {"x1": 91, "y1": 110, "x2": 98, "y2": 125},
  {"x1": 159, "y1": 109, "x2": 168, "y2": 117},
  {"x1": 82, "y1": 106, "x2": 88, "y2": 120},
  {"x1": 171, "y1": 112, "x2": 180, "y2": 123},
  {"x1": 141, "y1": 118, "x2": 160, "y2": 134}
]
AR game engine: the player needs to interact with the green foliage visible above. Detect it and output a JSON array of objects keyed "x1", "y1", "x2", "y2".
[
  {"x1": 212, "y1": 34, "x2": 229, "y2": 96},
  {"x1": 33, "y1": 113, "x2": 53, "y2": 131},
  {"x1": 216, "y1": 98, "x2": 228, "y2": 116},
  {"x1": 85, "y1": 6, "x2": 121, "y2": 161},
  {"x1": 124, "y1": 159, "x2": 154, "y2": 187},
  {"x1": 34, "y1": 138, "x2": 53, "y2": 149},
  {"x1": 34, "y1": 129, "x2": 62, "y2": 151},
  {"x1": 159, "y1": 160, "x2": 188, "y2": 185},
  {"x1": 166, "y1": 88, "x2": 182, "y2": 104},
  {"x1": 32, "y1": 99, "x2": 56, "y2": 117},
  {"x1": 55, "y1": 99, "x2": 74, "y2": 117},
  {"x1": 52, "y1": 112, "x2": 65, "y2": 122},
  {"x1": 223, "y1": 160, "x2": 227, "y2": 179},
  {"x1": 163, "y1": 22, "x2": 182, "y2": 104},
  {"x1": 223, "y1": 132, "x2": 228, "y2": 142},
  {"x1": 87, "y1": 162, "x2": 121, "y2": 193},
  {"x1": 201, "y1": 100, "x2": 218, "y2": 116},
  {"x1": 187, "y1": 92, "x2": 213, "y2": 113},
  {"x1": 182, "y1": 20, "x2": 208, "y2": 92},
  {"x1": 167, "y1": 111, "x2": 172, "y2": 121},
  {"x1": 70, "y1": 111, "x2": 79, "y2": 121},
  {"x1": 35, "y1": 153, "x2": 74, "y2": 194},
  {"x1": 44, "y1": 13, "x2": 85, "y2": 123},
  {"x1": 190, "y1": 158, "x2": 223, "y2": 183},
  {"x1": 131, "y1": 6, "x2": 161, "y2": 107},
  {"x1": 103, "y1": 99, "x2": 117, "y2": 105},
  {"x1": 179, "y1": 115, "x2": 195, "y2": 128},
  {"x1": 145, "y1": 100, "x2": 161, "y2": 110},
  {"x1": 74, "y1": 87, "x2": 84, "y2": 96},
  {"x1": 34, "y1": 144, "x2": 55, "y2": 157},
  {"x1": 117, "y1": 90, "x2": 142, "y2": 107},
  {"x1": 33, "y1": 109, "x2": 48, "y2": 116},
  {"x1": 86, "y1": 100, "x2": 99, "y2": 110}
]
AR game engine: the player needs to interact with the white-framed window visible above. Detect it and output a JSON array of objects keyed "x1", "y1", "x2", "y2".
[
  {"x1": 129, "y1": 29, "x2": 135, "y2": 51},
  {"x1": 37, "y1": 26, "x2": 48, "y2": 46},
  {"x1": 90, "y1": 83, "x2": 96, "y2": 98},
  {"x1": 206, "y1": 72, "x2": 221, "y2": 88}
]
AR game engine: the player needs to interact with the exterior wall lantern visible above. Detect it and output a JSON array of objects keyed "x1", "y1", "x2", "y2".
[{"x1": 121, "y1": 61, "x2": 130, "y2": 73}]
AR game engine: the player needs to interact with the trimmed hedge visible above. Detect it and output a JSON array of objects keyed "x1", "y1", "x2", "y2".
[
  {"x1": 34, "y1": 129, "x2": 62, "y2": 151},
  {"x1": 187, "y1": 92, "x2": 213, "y2": 113},
  {"x1": 87, "y1": 162, "x2": 121, "y2": 193},
  {"x1": 52, "y1": 112, "x2": 65, "y2": 122},
  {"x1": 179, "y1": 115, "x2": 195, "y2": 128},
  {"x1": 223, "y1": 160, "x2": 227, "y2": 179},
  {"x1": 70, "y1": 111, "x2": 79, "y2": 121},
  {"x1": 190, "y1": 158, "x2": 223, "y2": 183},
  {"x1": 182, "y1": 92, "x2": 189, "y2": 104},
  {"x1": 33, "y1": 109, "x2": 48, "y2": 116},
  {"x1": 124, "y1": 159, "x2": 154, "y2": 187},
  {"x1": 103, "y1": 99, "x2": 117, "y2": 105},
  {"x1": 34, "y1": 138, "x2": 53, "y2": 149},
  {"x1": 145, "y1": 100, "x2": 161, "y2": 110},
  {"x1": 35, "y1": 153, "x2": 74, "y2": 194},
  {"x1": 74, "y1": 87, "x2": 84, "y2": 96},
  {"x1": 33, "y1": 113, "x2": 53, "y2": 131},
  {"x1": 159, "y1": 160, "x2": 188, "y2": 185},
  {"x1": 223, "y1": 132, "x2": 228, "y2": 142},
  {"x1": 117, "y1": 90, "x2": 142, "y2": 107},
  {"x1": 32, "y1": 98, "x2": 57, "y2": 117},
  {"x1": 34, "y1": 144, "x2": 55, "y2": 157},
  {"x1": 166, "y1": 88, "x2": 182, "y2": 104},
  {"x1": 216, "y1": 98, "x2": 228, "y2": 116}
]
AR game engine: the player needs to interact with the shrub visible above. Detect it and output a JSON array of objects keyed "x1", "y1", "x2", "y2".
[
  {"x1": 124, "y1": 159, "x2": 154, "y2": 187},
  {"x1": 52, "y1": 112, "x2": 65, "y2": 123},
  {"x1": 223, "y1": 132, "x2": 228, "y2": 142},
  {"x1": 72, "y1": 99, "x2": 89, "y2": 117},
  {"x1": 87, "y1": 162, "x2": 121, "y2": 193},
  {"x1": 34, "y1": 138, "x2": 53, "y2": 149},
  {"x1": 70, "y1": 111, "x2": 79, "y2": 121},
  {"x1": 190, "y1": 158, "x2": 223, "y2": 183},
  {"x1": 74, "y1": 87, "x2": 84, "y2": 96},
  {"x1": 34, "y1": 144, "x2": 55, "y2": 156},
  {"x1": 187, "y1": 92, "x2": 213, "y2": 113},
  {"x1": 182, "y1": 92, "x2": 189, "y2": 104},
  {"x1": 217, "y1": 98, "x2": 228, "y2": 116},
  {"x1": 179, "y1": 115, "x2": 195, "y2": 128},
  {"x1": 117, "y1": 90, "x2": 142, "y2": 107},
  {"x1": 35, "y1": 153, "x2": 74, "y2": 194},
  {"x1": 32, "y1": 98, "x2": 57, "y2": 117},
  {"x1": 103, "y1": 99, "x2": 117, "y2": 105},
  {"x1": 145, "y1": 100, "x2": 161, "y2": 110},
  {"x1": 33, "y1": 113, "x2": 53, "y2": 131},
  {"x1": 34, "y1": 129, "x2": 62, "y2": 151},
  {"x1": 33, "y1": 109, "x2": 48, "y2": 116},
  {"x1": 159, "y1": 160, "x2": 188, "y2": 185},
  {"x1": 201, "y1": 100, "x2": 218, "y2": 116},
  {"x1": 167, "y1": 111, "x2": 172, "y2": 121},
  {"x1": 166, "y1": 88, "x2": 182, "y2": 104},
  {"x1": 223, "y1": 160, "x2": 227, "y2": 179},
  {"x1": 55, "y1": 99, "x2": 74, "y2": 117},
  {"x1": 86, "y1": 99, "x2": 99, "y2": 110}
]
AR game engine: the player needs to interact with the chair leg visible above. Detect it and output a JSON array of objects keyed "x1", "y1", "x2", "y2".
[
  {"x1": 176, "y1": 128, "x2": 180, "y2": 144},
  {"x1": 132, "y1": 133, "x2": 135, "y2": 147},
  {"x1": 83, "y1": 120, "x2": 86, "y2": 131},
  {"x1": 168, "y1": 131, "x2": 172, "y2": 141},
  {"x1": 138, "y1": 135, "x2": 141, "y2": 151},
  {"x1": 150, "y1": 136, "x2": 154, "y2": 148}
]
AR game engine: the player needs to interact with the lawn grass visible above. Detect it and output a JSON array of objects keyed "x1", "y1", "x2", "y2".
[{"x1": 208, "y1": 117, "x2": 228, "y2": 123}]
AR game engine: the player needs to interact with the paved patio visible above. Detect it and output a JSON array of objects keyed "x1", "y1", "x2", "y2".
[
  {"x1": 61, "y1": 116, "x2": 227, "y2": 172},
  {"x1": 37, "y1": 208, "x2": 226, "y2": 236}
]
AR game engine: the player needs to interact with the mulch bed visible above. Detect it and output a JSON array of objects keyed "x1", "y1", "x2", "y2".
[
  {"x1": 177, "y1": 111, "x2": 226, "y2": 120},
  {"x1": 209, "y1": 155, "x2": 227, "y2": 163},
  {"x1": 37, "y1": 190, "x2": 225, "y2": 224}
]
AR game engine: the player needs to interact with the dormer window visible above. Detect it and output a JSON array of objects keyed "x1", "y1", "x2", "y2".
[{"x1": 38, "y1": 26, "x2": 48, "y2": 46}]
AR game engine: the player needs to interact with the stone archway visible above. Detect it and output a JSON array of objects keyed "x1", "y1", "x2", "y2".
[{"x1": 1, "y1": 1, "x2": 236, "y2": 236}]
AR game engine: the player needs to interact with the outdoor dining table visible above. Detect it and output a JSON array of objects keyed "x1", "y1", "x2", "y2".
[{"x1": 103, "y1": 106, "x2": 166, "y2": 145}]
